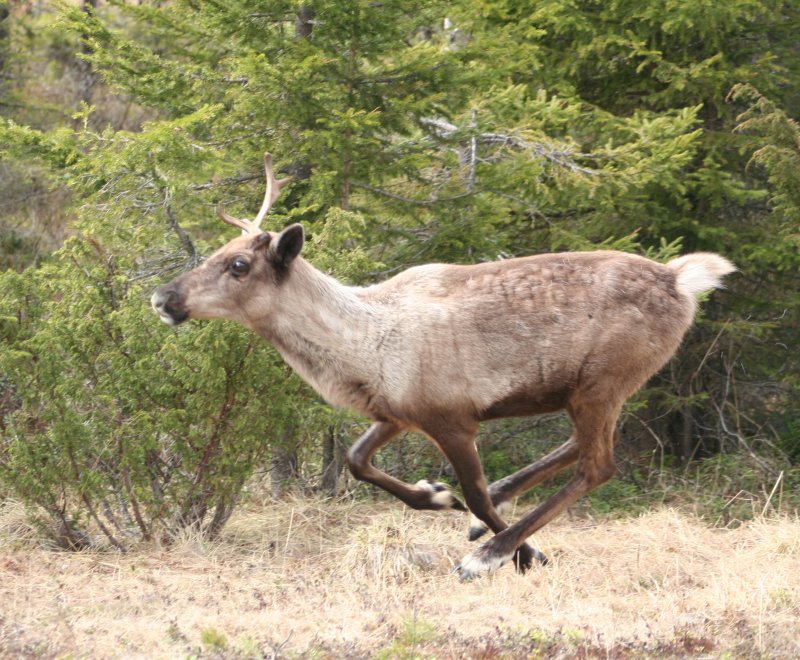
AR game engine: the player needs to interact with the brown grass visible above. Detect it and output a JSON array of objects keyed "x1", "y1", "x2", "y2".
[{"x1": 1, "y1": 496, "x2": 799, "y2": 658}]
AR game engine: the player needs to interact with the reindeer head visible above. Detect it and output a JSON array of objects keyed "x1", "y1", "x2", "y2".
[{"x1": 151, "y1": 153, "x2": 302, "y2": 327}]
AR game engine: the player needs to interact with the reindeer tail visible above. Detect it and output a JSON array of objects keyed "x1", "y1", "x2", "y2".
[{"x1": 668, "y1": 252, "x2": 736, "y2": 298}]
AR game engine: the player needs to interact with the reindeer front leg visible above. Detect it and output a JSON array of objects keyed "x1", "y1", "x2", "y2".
[
  {"x1": 428, "y1": 422, "x2": 548, "y2": 577},
  {"x1": 346, "y1": 422, "x2": 466, "y2": 511}
]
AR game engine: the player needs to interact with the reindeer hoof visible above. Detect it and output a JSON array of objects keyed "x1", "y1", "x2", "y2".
[
  {"x1": 468, "y1": 521, "x2": 489, "y2": 542},
  {"x1": 415, "y1": 480, "x2": 466, "y2": 511},
  {"x1": 513, "y1": 542, "x2": 548, "y2": 573},
  {"x1": 467, "y1": 501, "x2": 512, "y2": 541},
  {"x1": 454, "y1": 545, "x2": 514, "y2": 581},
  {"x1": 455, "y1": 541, "x2": 546, "y2": 580}
]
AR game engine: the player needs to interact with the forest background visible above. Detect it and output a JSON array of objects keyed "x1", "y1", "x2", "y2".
[{"x1": 0, "y1": 0, "x2": 798, "y2": 551}]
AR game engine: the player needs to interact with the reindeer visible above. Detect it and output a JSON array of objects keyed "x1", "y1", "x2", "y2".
[{"x1": 151, "y1": 153, "x2": 735, "y2": 579}]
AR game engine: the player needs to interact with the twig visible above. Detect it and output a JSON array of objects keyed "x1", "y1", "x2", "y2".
[
  {"x1": 82, "y1": 493, "x2": 127, "y2": 552},
  {"x1": 190, "y1": 173, "x2": 262, "y2": 191},
  {"x1": 468, "y1": 109, "x2": 477, "y2": 191},
  {"x1": 122, "y1": 464, "x2": 151, "y2": 541},
  {"x1": 163, "y1": 199, "x2": 197, "y2": 261},
  {"x1": 689, "y1": 320, "x2": 731, "y2": 384},
  {"x1": 761, "y1": 471, "x2": 784, "y2": 517}
]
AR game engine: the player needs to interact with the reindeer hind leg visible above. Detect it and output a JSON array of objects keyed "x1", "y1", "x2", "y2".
[
  {"x1": 468, "y1": 437, "x2": 580, "y2": 542},
  {"x1": 456, "y1": 401, "x2": 619, "y2": 580},
  {"x1": 345, "y1": 421, "x2": 466, "y2": 511}
]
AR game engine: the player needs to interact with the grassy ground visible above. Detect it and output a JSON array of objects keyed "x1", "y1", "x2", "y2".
[{"x1": 1, "y1": 496, "x2": 799, "y2": 658}]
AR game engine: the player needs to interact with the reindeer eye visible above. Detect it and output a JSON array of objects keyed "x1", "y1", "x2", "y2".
[{"x1": 229, "y1": 257, "x2": 250, "y2": 277}]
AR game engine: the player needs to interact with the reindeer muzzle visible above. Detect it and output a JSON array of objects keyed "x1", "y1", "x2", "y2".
[{"x1": 151, "y1": 286, "x2": 189, "y2": 326}]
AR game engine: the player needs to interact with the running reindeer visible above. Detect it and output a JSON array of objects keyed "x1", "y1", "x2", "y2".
[{"x1": 152, "y1": 153, "x2": 735, "y2": 579}]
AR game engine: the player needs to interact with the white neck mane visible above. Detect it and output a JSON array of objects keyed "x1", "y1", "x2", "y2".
[{"x1": 252, "y1": 258, "x2": 390, "y2": 413}]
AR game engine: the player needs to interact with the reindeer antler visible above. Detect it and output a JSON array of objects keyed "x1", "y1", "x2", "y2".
[
  {"x1": 217, "y1": 152, "x2": 293, "y2": 235},
  {"x1": 217, "y1": 204, "x2": 255, "y2": 234}
]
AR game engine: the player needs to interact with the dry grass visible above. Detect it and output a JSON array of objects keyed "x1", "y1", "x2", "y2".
[{"x1": 1, "y1": 496, "x2": 799, "y2": 658}]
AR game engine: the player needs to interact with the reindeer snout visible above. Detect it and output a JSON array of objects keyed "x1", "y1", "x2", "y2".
[{"x1": 151, "y1": 286, "x2": 189, "y2": 326}]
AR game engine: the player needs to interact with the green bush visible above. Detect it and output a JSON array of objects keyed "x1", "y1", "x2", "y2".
[{"x1": 0, "y1": 242, "x2": 302, "y2": 548}]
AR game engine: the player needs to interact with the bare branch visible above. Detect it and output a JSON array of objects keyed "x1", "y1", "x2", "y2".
[
  {"x1": 164, "y1": 201, "x2": 196, "y2": 260},
  {"x1": 190, "y1": 173, "x2": 262, "y2": 191},
  {"x1": 420, "y1": 116, "x2": 599, "y2": 176}
]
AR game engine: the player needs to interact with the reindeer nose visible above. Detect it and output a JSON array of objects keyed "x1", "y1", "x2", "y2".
[
  {"x1": 151, "y1": 286, "x2": 187, "y2": 325},
  {"x1": 151, "y1": 288, "x2": 170, "y2": 312}
]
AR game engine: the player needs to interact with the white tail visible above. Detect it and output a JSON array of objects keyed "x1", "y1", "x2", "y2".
[{"x1": 668, "y1": 252, "x2": 737, "y2": 297}]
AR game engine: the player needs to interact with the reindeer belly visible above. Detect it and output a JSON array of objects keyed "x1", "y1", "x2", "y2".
[
  {"x1": 468, "y1": 358, "x2": 578, "y2": 421},
  {"x1": 480, "y1": 389, "x2": 568, "y2": 420}
]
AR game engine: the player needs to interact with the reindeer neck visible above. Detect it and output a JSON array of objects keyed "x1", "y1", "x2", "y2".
[{"x1": 253, "y1": 258, "x2": 381, "y2": 401}]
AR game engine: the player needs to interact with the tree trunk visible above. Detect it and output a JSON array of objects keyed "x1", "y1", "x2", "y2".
[
  {"x1": 270, "y1": 426, "x2": 298, "y2": 499},
  {"x1": 74, "y1": 0, "x2": 97, "y2": 121},
  {"x1": 320, "y1": 425, "x2": 343, "y2": 496},
  {"x1": 270, "y1": 451, "x2": 297, "y2": 499},
  {"x1": 0, "y1": 4, "x2": 9, "y2": 80},
  {"x1": 295, "y1": 6, "x2": 314, "y2": 40},
  {"x1": 680, "y1": 406, "x2": 694, "y2": 464}
]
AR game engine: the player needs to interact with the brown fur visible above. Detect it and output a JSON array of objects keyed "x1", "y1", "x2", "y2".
[{"x1": 152, "y1": 201, "x2": 734, "y2": 577}]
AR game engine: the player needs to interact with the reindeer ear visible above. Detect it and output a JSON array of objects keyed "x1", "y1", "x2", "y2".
[{"x1": 271, "y1": 223, "x2": 304, "y2": 265}]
